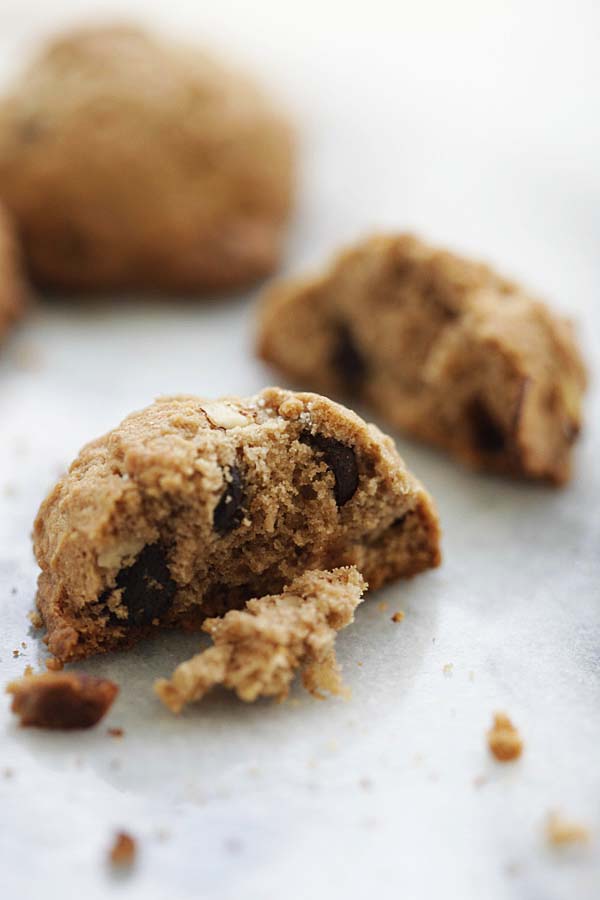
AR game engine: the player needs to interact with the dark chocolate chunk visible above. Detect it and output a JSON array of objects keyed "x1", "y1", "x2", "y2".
[
  {"x1": 468, "y1": 398, "x2": 506, "y2": 454},
  {"x1": 301, "y1": 432, "x2": 359, "y2": 506},
  {"x1": 213, "y1": 465, "x2": 244, "y2": 534},
  {"x1": 115, "y1": 544, "x2": 176, "y2": 627},
  {"x1": 331, "y1": 322, "x2": 367, "y2": 392}
]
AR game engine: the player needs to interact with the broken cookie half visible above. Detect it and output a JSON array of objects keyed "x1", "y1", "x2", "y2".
[
  {"x1": 34, "y1": 387, "x2": 440, "y2": 662},
  {"x1": 155, "y1": 567, "x2": 365, "y2": 711},
  {"x1": 257, "y1": 234, "x2": 587, "y2": 483}
]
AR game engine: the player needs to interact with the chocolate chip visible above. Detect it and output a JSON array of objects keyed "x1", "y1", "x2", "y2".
[
  {"x1": 213, "y1": 465, "x2": 244, "y2": 533},
  {"x1": 301, "y1": 432, "x2": 359, "y2": 506},
  {"x1": 114, "y1": 544, "x2": 176, "y2": 627},
  {"x1": 331, "y1": 323, "x2": 367, "y2": 392},
  {"x1": 468, "y1": 398, "x2": 506, "y2": 454}
]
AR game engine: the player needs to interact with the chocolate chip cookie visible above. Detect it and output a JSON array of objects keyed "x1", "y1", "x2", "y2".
[
  {"x1": 155, "y1": 567, "x2": 366, "y2": 711},
  {"x1": 33, "y1": 387, "x2": 440, "y2": 662},
  {"x1": 258, "y1": 234, "x2": 587, "y2": 483},
  {"x1": 0, "y1": 24, "x2": 294, "y2": 293},
  {"x1": 0, "y1": 203, "x2": 26, "y2": 341}
]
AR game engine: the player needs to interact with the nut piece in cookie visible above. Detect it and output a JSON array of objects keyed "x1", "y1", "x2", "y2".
[
  {"x1": 155, "y1": 567, "x2": 365, "y2": 711},
  {"x1": 257, "y1": 234, "x2": 587, "y2": 483},
  {"x1": 0, "y1": 202, "x2": 26, "y2": 343},
  {"x1": 7, "y1": 671, "x2": 118, "y2": 729},
  {"x1": 487, "y1": 712, "x2": 523, "y2": 762},
  {"x1": 33, "y1": 387, "x2": 440, "y2": 662},
  {"x1": 0, "y1": 24, "x2": 294, "y2": 293}
]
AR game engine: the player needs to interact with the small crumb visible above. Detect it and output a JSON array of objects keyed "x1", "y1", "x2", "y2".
[
  {"x1": 109, "y1": 831, "x2": 137, "y2": 868},
  {"x1": 7, "y1": 671, "x2": 119, "y2": 729},
  {"x1": 23, "y1": 665, "x2": 33, "y2": 677},
  {"x1": 20, "y1": 642, "x2": 27, "y2": 649},
  {"x1": 12, "y1": 649, "x2": 19, "y2": 658},
  {"x1": 487, "y1": 712, "x2": 523, "y2": 762},
  {"x1": 107, "y1": 727, "x2": 124, "y2": 738},
  {"x1": 443, "y1": 663, "x2": 453, "y2": 677},
  {"x1": 28, "y1": 610, "x2": 43, "y2": 628},
  {"x1": 545, "y1": 812, "x2": 590, "y2": 847},
  {"x1": 377, "y1": 601, "x2": 389, "y2": 612},
  {"x1": 357, "y1": 661, "x2": 363, "y2": 667},
  {"x1": 45, "y1": 657, "x2": 63, "y2": 671},
  {"x1": 391, "y1": 611, "x2": 405, "y2": 623}
]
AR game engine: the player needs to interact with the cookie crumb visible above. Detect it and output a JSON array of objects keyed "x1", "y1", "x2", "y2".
[
  {"x1": 109, "y1": 831, "x2": 136, "y2": 868},
  {"x1": 377, "y1": 601, "x2": 389, "y2": 612},
  {"x1": 28, "y1": 610, "x2": 43, "y2": 628},
  {"x1": 12, "y1": 649, "x2": 19, "y2": 658},
  {"x1": 107, "y1": 727, "x2": 124, "y2": 738},
  {"x1": 45, "y1": 657, "x2": 63, "y2": 671},
  {"x1": 155, "y1": 568, "x2": 365, "y2": 711},
  {"x1": 443, "y1": 662, "x2": 453, "y2": 677},
  {"x1": 23, "y1": 665, "x2": 33, "y2": 677},
  {"x1": 487, "y1": 712, "x2": 523, "y2": 762},
  {"x1": 545, "y1": 812, "x2": 590, "y2": 847},
  {"x1": 391, "y1": 611, "x2": 404, "y2": 623},
  {"x1": 7, "y1": 671, "x2": 118, "y2": 729}
]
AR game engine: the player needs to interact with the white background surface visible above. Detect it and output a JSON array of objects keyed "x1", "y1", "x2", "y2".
[{"x1": 1, "y1": 2, "x2": 599, "y2": 898}]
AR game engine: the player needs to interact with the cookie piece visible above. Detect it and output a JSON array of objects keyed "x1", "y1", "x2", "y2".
[
  {"x1": 258, "y1": 234, "x2": 587, "y2": 483},
  {"x1": 0, "y1": 24, "x2": 294, "y2": 293},
  {"x1": 487, "y1": 712, "x2": 523, "y2": 762},
  {"x1": 7, "y1": 671, "x2": 118, "y2": 729},
  {"x1": 0, "y1": 203, "x2": 26, "y2": 341},
  {"x1": 155, "y1": 567, "x2": 365, "y2": 711},
  {"x1": 33, "y1": 387, "x2": 440, "y2": 662}
]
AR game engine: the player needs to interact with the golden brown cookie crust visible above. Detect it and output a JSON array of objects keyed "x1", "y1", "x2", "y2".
[
  {"x1": 0, "y1": 24, "x2": 294, "y2": 294},
  {"x1": 155, "y1": 567, "x2": 366, "y2": 711},
  {"x1": 258, "y1": 234, "x2": 587, "y2": 484},
  {"x1": 0, "y1": 203, "x2": 26, "y2": 341},
  {"x1": 33, "y1": 387, "x2": 440, "y2": 662}
]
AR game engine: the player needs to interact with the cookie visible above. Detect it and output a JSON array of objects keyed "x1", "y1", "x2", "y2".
[
  {"x1": 155, "y1": 567, "x2": 366, "y2": 711},
  {"x1": 257, "y1": 234, "x2": 587, "y2": 483},
  {"x1": 0, "y1": 203, "x2": 26, "y2": 341},
  {"x1": 7, "y1": 671, "x2": 118, "y2": 729},
  {"x1": 0, "y1": 24, "x2": 294, "y2": 293},
  {"x1": 33, "y1": 387, "x2": 440, "y2": 662}
]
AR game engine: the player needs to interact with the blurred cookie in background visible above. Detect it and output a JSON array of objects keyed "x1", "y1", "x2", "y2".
[
  {"x1": 0, "y1": 202, "x2": 26, "y2": 342},
  {"x1": 0, "y1": 24, "x2": 295, "y2": 295},
  {"x1": 258, "y1": 233, "x2": 587, "y2": 484}
]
